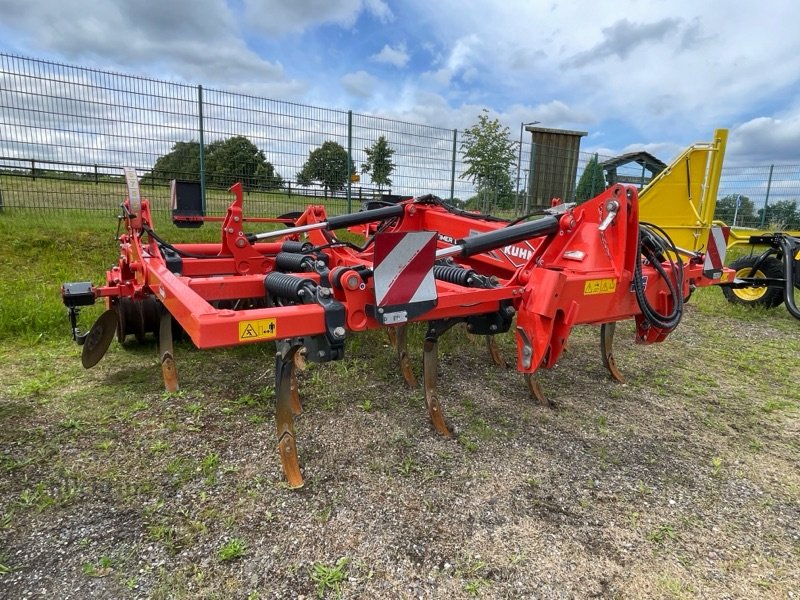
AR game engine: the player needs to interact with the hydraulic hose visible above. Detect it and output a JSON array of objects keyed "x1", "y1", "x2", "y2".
[{"x1": 633, "y1": 223, "x2": 685, "y2": 330}]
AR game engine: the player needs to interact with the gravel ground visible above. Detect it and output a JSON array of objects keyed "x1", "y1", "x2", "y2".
[{"x1": 1, "y1": 301, "x2": 799, "y2": 599}]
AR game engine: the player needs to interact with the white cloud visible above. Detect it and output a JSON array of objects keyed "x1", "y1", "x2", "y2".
[
  {"x1": 243, "y1": 0, "x2": 391, "y2": 36},
  {"x1": 727, "y1": 113, "x2": 800, "y2": 165},
  {"x1": 0, "y1": 0, "x2": 290, "y2": 85},
  {"x1": 341, "y1": 70, "x2": 378, "y2": 98},
  {"x1": 371, "y1": 44, "x2": 409, "y2": 68}
]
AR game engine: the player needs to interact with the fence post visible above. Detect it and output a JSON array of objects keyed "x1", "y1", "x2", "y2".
[
  {"x1": 31, "y1": 159, "x2": 36, "y2": 181},
  {"x1": 347, "y1": 110, "x2": 353, "y2": 213},
  {"x1": 450, "y1": 129, "x2": 457, "y2": 202},
  {"x1": 94, "y1": 164, "x2": 99, "y2": 185},
  {"x1": 761, "y1": 164, "x2": 774, "y2": 227},
  {"x1": 198, "y1": 85, "x2": 206, "y2": 213}
]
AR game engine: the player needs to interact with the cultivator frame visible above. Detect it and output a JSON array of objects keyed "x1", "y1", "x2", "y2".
[{"x1": 63, "y1": 174, "x2": 732, "y2": 488}]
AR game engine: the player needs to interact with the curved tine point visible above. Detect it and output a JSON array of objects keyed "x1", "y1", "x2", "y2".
[
  {"x1": 422, "y1": 340, "x2": 453, "y2": 438},
  {"x1": 524, "y1": 373, "x2": 551, "y2": 407},
  {"x1": 600, "y1": 322, "x2": 626, "y2": 383},
  {"x1": 486, "y1": 336, "x2": 508, "y2": 369},
  {"x1": 278, "y1": 433, "x2": 304, "y2": 489}
]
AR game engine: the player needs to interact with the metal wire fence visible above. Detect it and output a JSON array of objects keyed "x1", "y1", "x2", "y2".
[{"x1": 1, "y1": 53, "x2": 799, "y2": 228}]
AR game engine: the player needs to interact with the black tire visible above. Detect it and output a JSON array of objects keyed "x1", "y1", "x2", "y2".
[{"x1": 722, "y1": 256, "x2": 785, "y2": 308}]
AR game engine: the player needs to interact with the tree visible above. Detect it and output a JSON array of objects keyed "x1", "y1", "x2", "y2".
[
  {"x1": 361, "y1": 136, "x2": 396, "y2": 189},
  {"x1": 714, "y1": 194, "x2": 755, "y2": 226},
  {"x1": 147, "y1": 136, "x2": 283, "y2": 191},
  {"x1": 575, "y1": 155, "x2": 606, "y2": 203},
  {"x1": 149, "y1": 141, "x2": 202, "y2": 182},
  {"x1": 459, "y1": 110, "x2": 517, "y2": 209},
  {"x1": 757, "y1": 199, "x2": 800, "y2": 229},
  {"x1": 297, "y1": 141, "x2": 354, "y2": 194},
  {"x1": 205, "y1": 136, "x2": 282, "y2": 191}
]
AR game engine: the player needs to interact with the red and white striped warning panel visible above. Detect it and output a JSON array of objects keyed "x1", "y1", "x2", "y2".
[
  {"x1": 372, "y1": 231, "x2": 437, "y2": 324},
  {"x1": 703, "y1": 226, "x2": 729, "y2": 279}
]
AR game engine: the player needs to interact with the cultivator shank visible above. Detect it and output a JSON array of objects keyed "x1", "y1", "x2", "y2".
[{"x1": 63, "y1": 176, "x2": 732, "y2": 487}]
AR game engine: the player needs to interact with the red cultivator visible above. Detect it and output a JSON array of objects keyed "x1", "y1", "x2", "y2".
[{"x1": 63, "y1": 175, "x2": 732, "y2": 488}]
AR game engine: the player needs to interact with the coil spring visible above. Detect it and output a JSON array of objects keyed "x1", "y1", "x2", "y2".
[
  {"x1": 264, "y1": 272, "x2": 316, "y2": 302},
  {"x1": 433, "y1": 264, "x2": 476, "y2": 287},
  {"x1": 275, "y1": 252, "x2": 314, "y2": 272},
  {"x1": 281, "y1": 240, "x2": 312, "y2": 253}
]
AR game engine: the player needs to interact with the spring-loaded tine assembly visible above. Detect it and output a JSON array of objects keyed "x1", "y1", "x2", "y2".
[
  {"x1": 486, "y1": 335, "x2": 508, "y2": 369},
  {"x1": 523, "y1": 373, "x2": 550, "y2": 407},
  {"x1": 158, "y1": 309, "x2": 179, "y2": 393},
  {"x1": 600, "y1": 322, "x2": 626, "y2": 383},
  {"x1": 275, "y1": 344, "x2": 305, "y2": 488}
]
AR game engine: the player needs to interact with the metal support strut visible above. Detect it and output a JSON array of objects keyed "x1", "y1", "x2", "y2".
[{"x1": 275, "y1": 344, "x2": 305, "y2": 488}]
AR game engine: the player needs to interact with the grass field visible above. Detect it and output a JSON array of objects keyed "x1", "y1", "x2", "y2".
[
  {"x1": 0, "y1": 174, "x2": 361, "y2": 219},
  {"x1": 1, "y1": 209, "x2": 799, "y2": 599}
]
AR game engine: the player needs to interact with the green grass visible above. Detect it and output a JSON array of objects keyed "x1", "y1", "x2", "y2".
[
  {"x1": 217, "y1": 537, "x2": 247, "y2": 562},
  {"x1": 310, "y1": 557, "x2": 349, "y2": 598}
]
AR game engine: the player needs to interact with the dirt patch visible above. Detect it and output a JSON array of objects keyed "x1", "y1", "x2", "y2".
[{"x1": 1, "y1": 300, "x2": 799, "y2": 599}]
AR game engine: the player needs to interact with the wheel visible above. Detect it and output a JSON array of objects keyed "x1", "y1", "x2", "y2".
[{"x1": 722, "y1": 256, "x2": 784, "y2": 308}]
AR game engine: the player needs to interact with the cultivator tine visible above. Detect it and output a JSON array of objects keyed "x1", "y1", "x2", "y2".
[
  {"x1": 486, "y1": 335, "x2": 508, "y2": 369},
  {"x1": 275, "y1": 344, "x2": 304, "y2": 488},
  {"x1": 158, "y1": 310, "x2": 179, "y2": 393},
  {"x1": 523, "y1": 373, "x2": 551, "y2": 407},
  {"x1": 600, "y1": 322, "x2": 626, "y2": 383},
  {"x1": 422, "y1": 320, "x2": 458, "y2": 438},
  {"x1": 395, "y1": 325, "x2": 418, "y2": 388},
  {"x1": 385, "y1": 326, "x2": 417, "y2": 387},
  {"x1": 422, "y1": 340, "x2": 453, "y2": 438}
]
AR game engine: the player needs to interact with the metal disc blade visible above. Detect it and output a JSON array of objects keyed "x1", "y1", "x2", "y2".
[{"x1": 81, "y1": 310, "x2": 119, "y2": 368}]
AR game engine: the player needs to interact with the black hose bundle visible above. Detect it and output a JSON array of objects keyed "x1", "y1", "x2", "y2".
[{"x1": 633, "y1": 222, "x2": 685, "y2": 331}]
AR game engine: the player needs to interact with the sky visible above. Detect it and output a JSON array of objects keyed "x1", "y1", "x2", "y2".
[{"x1": 1, "y1": 0, "x2": 799, "y2": 166}]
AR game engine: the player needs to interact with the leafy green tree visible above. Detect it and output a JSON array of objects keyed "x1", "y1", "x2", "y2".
[
  {"x1": 297, "y1": 141, "x2": 354, "y2": 194},
  {"x1": 459, "y1": 110, "x2": 517, "y2": 209},
  {"x1": 205, "y1": 136, "x2": 282, "y2": 190},
  {"x1": 147, "y1": 136, "x2": 282, "y2": 191},
  {"x1": 149, "y1": 141, "x2": 201, "y2": 182},
  {"x1": 361, "y1": 136, "x2": 396, "y2": 189},
  {"x1": 757, "y1": 199, "x2": 800, "y2": 229},
  {"x1": 575, "y1": 155, "x2": 606, "y2": 203},
  {"x1": 714, "y1": 194, "x2": 755, "y2": 226}
]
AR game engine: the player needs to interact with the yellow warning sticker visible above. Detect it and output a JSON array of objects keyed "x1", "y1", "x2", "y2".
[
  {"x1": 238, "y1": 318, "x2": 277, "y2": 341},
  {"x1": 583, "y1": 278, "x2": 617, "y2": 295}
]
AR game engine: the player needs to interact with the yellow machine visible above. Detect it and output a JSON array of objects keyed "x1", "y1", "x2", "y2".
[{"x1": 637, "y1": 129, "x2": 800, "y2": 314}]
